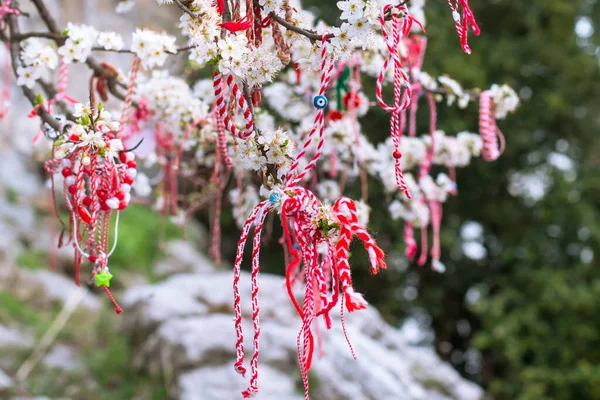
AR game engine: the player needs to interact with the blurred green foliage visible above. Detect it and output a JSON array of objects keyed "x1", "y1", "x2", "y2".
[{"x1": 220, "y1": 1, "x2": 600, "y2": 399}]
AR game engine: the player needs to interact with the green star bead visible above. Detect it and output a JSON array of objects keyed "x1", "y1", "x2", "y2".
[{"x1": 94, "y1": 270, "x2": 114, "y2": 287}]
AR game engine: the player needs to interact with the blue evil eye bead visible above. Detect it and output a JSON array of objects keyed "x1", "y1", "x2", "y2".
[
  {"x1": 313, "y1": 95, "x2": 328, "y2": 109},
  {"x1": 269, "y1": 191, "x2": 282, "y2": 206}
]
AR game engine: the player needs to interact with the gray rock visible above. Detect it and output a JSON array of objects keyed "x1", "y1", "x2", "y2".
[
  {"x1": 43, "y1": 344, "x2": 83, "y2": 371},
  {"x1": 0, "y1": 368, "x2": 13, "y2": 390},
  {"x1": 21, "y1": 270, "x2": 101, "y2": 311},
  {"x1": 0, "y1": 324, "x2": 34, "y2": 349},
  {"x1": 123, "y1": 271, "x2": 484, "y2": 400},
  {"x1": 154, "y1": 240, "x2": 215, "y2": 278}
]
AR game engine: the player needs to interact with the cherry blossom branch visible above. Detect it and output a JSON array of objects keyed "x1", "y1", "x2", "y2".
[
  {"x1": 172, "y1": 0, "x2": 205, "y2": 19},
  {"x1": 28, "y1": 0, "x2": 129, "y2": 99},
  {"x1": 4, "y1": 1, "x2": 61, "y2": 131},
  {"x1": 11, "y1": 31, "x2": 63, "y2": 42},
  {"x1": 267, "y1": 0, "x2": 409, "y2": 42},
  {"x1": 268, "y1": 12, "x2": 333, "y2": 42},
  {"x1": 91, "y1": 44, "x2": 196, "y2": 54}
]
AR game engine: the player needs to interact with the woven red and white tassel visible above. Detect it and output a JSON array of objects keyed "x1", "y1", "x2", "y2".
[
  {"x1": 376, "y1": 3, "x2": 420, "y2": 198},
  {"x1": 0, "y1": 43, "x2": 10, "y2": 120},
  {"x1": 479, "y1": 90, "x2": 506, "y2": 161},
  {"x1": 286, "y1": 33, "x2": 334, "y2": 187},
  {"x1": 120, "y1": 55, "x2": 141, "y2": 138},
  {"x1": 213, "y1": 71, "x2": 254, "y2": 140},
  {"x1": 446, "y1": 0, "x2": 480, "y2": 54}
]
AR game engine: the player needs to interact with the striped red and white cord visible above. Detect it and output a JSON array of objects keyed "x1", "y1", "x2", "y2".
[
  {"x1": 404, "y1": 222, "x2": 417, "y2": 258},
  {"x1": 120, "y1": 55, "x2": 141, "y2": 138},
  {"x1": 479, "y1": 90, "x2": 505, "y2": 161},
  {"x1": 286, "y1": 33, "x2": 334, "y2": 187},
  {"x1": 53, "y1": 58, "x2": 77, "y2": 105},
  {"x1": 446, "y1": 0, "x2": 480, "y2": 55},
  {"x1": 240, "y1": 202, "x2": 269, "y2": 399},
  {"x1": 376, "y1": 4, "x2": 415, "y2": 199},
  {"x1": 0, "y1": 43, "x2": 10, "y2": 119},
  {"x1": 213, "y1": 71, "x2": 255, "y2": 140}
]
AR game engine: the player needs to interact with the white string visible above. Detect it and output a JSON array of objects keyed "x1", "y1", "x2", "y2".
[
  {"x1": 65, "y1": 194, "x2": 120, "y2": 260},
  {"x1": 65, "y1": 195, "x2": 90, "y2": 259},
  {"x1": 107, "y1": 210, "x2": 120, "y2": 257}
]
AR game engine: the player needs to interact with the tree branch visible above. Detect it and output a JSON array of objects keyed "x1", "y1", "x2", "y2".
[
  {"x1": 5, "y1": 0, "x2": 61, "y2": 132},
  {"x1": 29, "y1": 0, "x2": 129, "y2": 100},
  {"x1": 172, "y1": 0, "x2": 204, "y2": 19},
  {"x1": 11, "y1": 31, "x2": 64, "y2": 42},
  {"x1": 268, "y1": 12, "x2": 332, "y2": 42},
  {"x1": 268, "y1": 2, "x2": 410, "y2": 43},
  {"x1": 91, "y1": 44, "x2": 196, "y2": 55}
]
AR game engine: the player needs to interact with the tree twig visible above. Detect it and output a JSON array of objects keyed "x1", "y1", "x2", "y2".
[
  {"x1": 15, "y1": 287, "x2": 86, "y2": 382},
  {"x1": 172, "y1": 0, "x2": 204, "y2": 19},
  {"x1": 11, "y1": 31, "x2": 64, "y2": 42},
  {"x1": 268, "y1": 1, "x2": 410, "y2": 43},
  {"x1": 5, "y1": 1, "x2": 61, "y2": 132},
  {"x1": 268, "y1": 12, "x2": 332, "y2": 42}
]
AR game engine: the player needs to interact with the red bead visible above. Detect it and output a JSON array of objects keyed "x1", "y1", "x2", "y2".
[
  {"x1": 88, "y1": 255, "x2": 97, "y2": 263},
  {"x1": 393, "y1": 151, "x2": 403, "y2": 159},
  {"x1": 97, "y1": 190, "x2": 107, "y2": 200},
  {"x1": 77, "y1": 205, "x2": 92, "y2": 224},
  {"x1": 82, "y1": 196, "x2": 92, "y2": 207},
  {"x1": 126, "y1": 160, "x2": 137, "y2": 169},
  {"x1": 123, "y1": 176, "x2": 134, "y2": 185},
  {"x1": 61, "y1": 167, "x2": 72, "y2": 177},
  {"x1": 115, "y1": 191, "x2": 125, "y2": 201},
  {"x1": 106, "y1": 133, "x2": 115, "y2": 140},
  {"x1": 118, "y1": 200, "x2": 127, "y2": 210},
  {"x1": 119, "y1": 152, "x2": 128, "y2": 163},
  {"x1": 343, "y1": 92, "x2": 361, "y2": 109},
  {"x1": 68, "y1": 184, "x2": 77, "y2": 194},
  {"x1": 328, "y1": 110, "x2": 344, "y2": 121},
  {"x1": 100, "y1": 202, "x2": 109, "y2": 211},
  {"x1": 69, "y1": 134, "x2": 80, "y2": 142}
]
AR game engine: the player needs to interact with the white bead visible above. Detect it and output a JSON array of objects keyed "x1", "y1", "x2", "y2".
[
  {"x1": 127, "y1": 152, "x2": 135, "y2": 161},
  {"x1": 55, "y1": 150, "x2": 66, "y2": 159},
  {"x1": 106, "y1": 198, "x2": 119, "y2": 209},
  {"x1": 65, "y1": 176, "x2": 76, "y2": 185},
  {"x1": 124, "y1": 193, "x2": 131, "y2": 203},
  {"x1": 432, "y1": 260, "x2": 447, "y2": 273},
  {"x1": 121, "y1": 184, "x2": 131, "y2": 193},
  {"x1": 81, "y1": 156, "x2": 91, "y2": 166},
  {"x1": 61, "y1": 159, "x2": 72, "y2": 167},
  {"x1": 127, "y1": 168, "x2": 137, "y2": 178},
  {"x1": 452, "y1": 11, "x2": 460, "y2": 22}
]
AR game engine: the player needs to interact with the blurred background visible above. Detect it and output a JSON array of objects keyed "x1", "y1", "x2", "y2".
[{"x1": 0, "y1": 0, "x2": 599, "y2": 399}]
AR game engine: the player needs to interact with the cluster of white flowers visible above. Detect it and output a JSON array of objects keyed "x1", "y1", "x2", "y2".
[
  {"x1": 337, "y1": 0, "x2": 379, "y2": 30},
  {"x1": 389, "y1": 199, "x2": 429, "y2": 225},
  {"x1": 263, "y1": 81, "x2": 313, "y2": 123},
  {"x1": 131, "y1": 29, "x2": 177, "y2": 69},
  {"x1": 58, "y1": 23, "x2": 98, "y2": 63},
  {"x1": 426, "y1": 130, "x2": 483, "y2": 167},
  {"x1": 233, "y1": 128, "x2": 295, "y2": 180},
  {"x1": 115, "y1": 0, "x2": 135, "y2": 13},
  {"x1": 97, "y1": 32, "x2": 125, "y2": 51},
  {"x1": 241, "y1": 44, "x2": 284, "y2": 87},
  {"x1": 489, "y1": 84, "x2": 520, "y2": 119},
  {"x1": 181, "y1": 0, "x2": 221, "y2": 65},
  {"x1": 136, "y1": 71, "x2": 209, "y2": 136},
  {"x1": 420, "y1": 173, "x2": 456, "y2": 202},
  {"x1": 229, "y1": 185, "x2": 260, "y2": 228},
  {"x1": 16, "y1": 39, "x2": 58, "y2": 88},
  {"x1": 259, "y1": 0, "x2": 285, "y2": 16},
  {"x1": 438, "y1": 75, "x2": 471, "y2": 108},
  {"x1": 219, "y1": 33, "x2": 285, "y2": 86},
  {"x1": 316, "y1": 180, "x2": 341, "y2": 203},
  {"x1": 54, "y1": 103, "x2": 121, "y2": 161}
]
